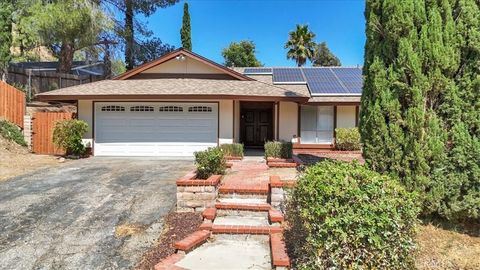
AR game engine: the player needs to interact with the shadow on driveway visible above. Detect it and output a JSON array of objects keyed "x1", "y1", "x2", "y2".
[{"x1": 0, "y1": 157, "x2": 193, "y2": 270}]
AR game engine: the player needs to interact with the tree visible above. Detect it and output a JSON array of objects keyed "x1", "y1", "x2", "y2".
[
  {"x1": 360, "y1": 0, "x2": 480, "y2": 221},
  {"x1": 284, "y1": 24, "x2": 316, "y2": 67},
  {"x1": 0, "y1": 1, "x2": 13, "y2": 81},
  {"x1": 23, "y1": 0, "x2": 110, "y2": 73},
  {"x1": 222, "y1": 40, "x2": 262, "y2": 67},
  {"x1": 180, "y1": 2, "x2": 191, "y2": 51},
  {"x1": 113, "y1": 0, "x2": 179, "y2": 70},
  {"x1": 313, "y1": 42, "x2": 341, "y2": 66}
]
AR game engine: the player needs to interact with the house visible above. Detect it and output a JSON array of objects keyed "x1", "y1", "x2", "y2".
[{"x1": 36, "y1": 49, "x2": 361, "y2": 157}]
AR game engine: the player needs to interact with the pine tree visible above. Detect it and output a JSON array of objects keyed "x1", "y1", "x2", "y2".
[
  {"x1": 0, "y1": 1, "x2": 12, "y2": 81},
  {"x1": 313, "y1": 42, "x2": 341, "y2": 66},
  {"x1": 361, "y1": 0, "x2": 479, "y2": 220},
  {"x1": 180, "y1": 2, "x2": 192, "y2": 51}
]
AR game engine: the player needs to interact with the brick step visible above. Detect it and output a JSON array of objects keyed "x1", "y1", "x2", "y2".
[
  {"x1": 218, "y1": 184, "x2": 269, "y2": 195},
  {"x1": 217, "y1": 197, "x2": 267, "y2": 204},
  {"x1": 215, "y1": 202, "x2": 272, "y2": 211},
  {"x1": 174, "y1": 230, "x2": 211, "y2": 253},
  {"x1": 213, "y1": 215, "x2": 271, "y2": 226},
  {"x1": 270, "y1": 233, "x2": 290, "y2": 268},
  {"x1": 218, "y1": 192, "x2": 268, "y2": 201},
  {"x1": 267, "y1": 162, "x2": 297, "y2": 168},
  {"x1": 211, "y1": 224, "x2": 283, "y2": 234}
]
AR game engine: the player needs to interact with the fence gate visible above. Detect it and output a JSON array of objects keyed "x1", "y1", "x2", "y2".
[{"x1": 32, "y1": 112, "x2": 74, "y2": 155}]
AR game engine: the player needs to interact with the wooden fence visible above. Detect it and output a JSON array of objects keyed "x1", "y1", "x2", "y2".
[
  {"x1": 0, "y1": 81, "x2": 25, "y2": 128},
  {"x1": 32, "y1": 112, "x2": 74, "y2": 155}
]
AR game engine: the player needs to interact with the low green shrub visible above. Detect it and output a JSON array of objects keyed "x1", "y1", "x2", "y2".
[
  {"x1": 0, "y1": 119, "x2": 27, "y2": 146},
  {"x1": 219, "y1": 143, "x2": 244, "y2": 157},
  {"x1": 264, "y1": 141, "x2": 292, "y2": 159},
  {"x1": 335, "y1": 127, "x2": 361, "y2": 151},
  {"x1": 286, "y1": 160, "x2": 419, "y2": 269},
  {"x1": 194, "y1": 147, "x2": 226, "y2": 179},
  {"x1": 52, "y1": 119, "x2": 88, "y2": 156}
]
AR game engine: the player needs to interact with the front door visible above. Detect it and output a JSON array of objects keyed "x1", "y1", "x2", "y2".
[{"x1": 241, "y1": 107, "x2": 273, "y2": 147}]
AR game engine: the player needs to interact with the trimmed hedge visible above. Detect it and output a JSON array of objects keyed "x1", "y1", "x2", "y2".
[
  {"x1": 194, "y1": 147, "x2": 226, "y2": 179},
  {"x1": 52, "y1": 119, "x2": 88, "y2": 156},
  {"x1": 286, "y1": 160, "x2": 418, "y2": 269},
  {"x1": 264, "y1": 141, "x2": 292, "y2": 159},
  {"x1": 0, "y1": 119, "x2": 27, "y2": 147},
  {"x1": 219, "y1": 143, "x2": 244, "y2": 157},
  {"x1": 335, "y1": 127, "x2": 361, "y2": 151}
]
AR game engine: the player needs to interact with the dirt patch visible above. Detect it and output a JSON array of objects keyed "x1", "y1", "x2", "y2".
[
  {"x1": 135, "y1": 211, "x2": 203, "y2": 270},
  {"x1": 416, "y1": 222, "x2": 480, "y2": 270},
  {"x1": 115, "y1": 223, "x2": 148, "y2": 237},
  {"x1": 0, "y1": 136, "x2": 61, "y2": 181}
]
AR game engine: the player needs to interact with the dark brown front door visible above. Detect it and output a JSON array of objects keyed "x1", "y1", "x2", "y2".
[{"x1": 241, "y1": 107, "x2": 273, "y2": 147}]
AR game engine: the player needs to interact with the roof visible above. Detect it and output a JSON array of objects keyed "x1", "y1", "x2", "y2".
[
  {"x1": 35, "y1": 78, "x2": 309, "y2": 101},
  {"x1": 236, "y1": 66, "x2": 364, "y2": 97},
  {"x1": 10, "y1": 61, "x2": 105, "y2": 76},
  {"x1": 115, "y1": 48, "x2": 252, "y2": 81}
]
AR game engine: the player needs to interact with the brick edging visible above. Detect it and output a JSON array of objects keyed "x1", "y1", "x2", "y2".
[
  {"x1": 269, "y1": 175, "x2": 296, "y2": 188},
  {"x1": 176, "y1": 174, "x2": 222, "y2": 186},
  {"x1": 174, "y1": 230, "x2": 211, "y2": 253},
  {"x1": 270, "y1": 233, "x2": 290, "y2": 267}
]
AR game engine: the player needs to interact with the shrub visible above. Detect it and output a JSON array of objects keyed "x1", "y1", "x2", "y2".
[
  {"x1": 194, "y1": 147, "x2": 226, "y2": 179},
  {"x1": 52, "y1": 119, "x2": 88, "y2": 156},
  {"x1": 335, "y1": 127, "x2": 361, "y2": 151},
  {"x1": 0, "y1": 119, "x2": 27, "y2": 146},
  {"x1": 264, "y1": 141, "x2": 292, "y2": 159},
  {"x1": 219, "y1": 143, "x2": 244, "y2": 157},
  {"x1": 286, "y1": 160, "x2": 419, "y2": 269}
]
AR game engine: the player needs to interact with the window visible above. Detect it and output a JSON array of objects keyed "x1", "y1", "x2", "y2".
[
  {"x1": 101, "y1": 105, "x2": 125, "y2": 112},
  {"x1": 159, "y1": 106, "x2": 183, "y2": 112},
  {"x1": 130, "y1": 105, "x2": 154, "y2": 112},
  {"x1": 300, "y1": 105, "x2": 334, "y2": 144},
  {"x1": 188, "y1": 106, "x2": 212, "y2": 112}
]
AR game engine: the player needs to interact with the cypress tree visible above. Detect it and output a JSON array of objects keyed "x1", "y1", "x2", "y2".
[
  {"x1": 180, "y1": 2, "x2": 192, "y2": 51},
  {"x1": 0, "y1": 1, "x2": 12, "y2": 81},
  {"x1": 361, "y1": 0, "x2": 479, "y2": 220}
]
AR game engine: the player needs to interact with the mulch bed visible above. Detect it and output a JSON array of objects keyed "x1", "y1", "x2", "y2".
[
  {"x1": 135, "y1": 211, "x2": 203, "y2": 270},
  {"x1": 296, "y1": 152, "x2": 364, "y2": 166}
]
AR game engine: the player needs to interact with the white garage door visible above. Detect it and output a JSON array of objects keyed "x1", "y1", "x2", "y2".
[{"x1": 94, "y1": 102, "x2": 218, "y2": 157}]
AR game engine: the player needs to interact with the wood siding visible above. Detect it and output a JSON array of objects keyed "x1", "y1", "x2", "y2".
[
  {"x1": 0, "y1": 81, "x2": 25, "y2": 128},
  {"x1": 32, "y1": 112, "x2": 74, "y2": 155}
]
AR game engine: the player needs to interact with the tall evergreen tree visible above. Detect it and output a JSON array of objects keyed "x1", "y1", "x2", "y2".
[
  {"x1": 361, "y1": 0, "x2": 479, "y2": 221},
  {"x1": 180, "y1": 2, "x2": 191, "y2": 51},
  {"x1": 313, "y1": 42, "x2": 341, "y2": 66},
  {"x1": 0, "y1": 1, "x2": 13, "y2": 81}
]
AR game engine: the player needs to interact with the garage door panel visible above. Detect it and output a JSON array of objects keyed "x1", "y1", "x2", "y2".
[{"x1": 94, "y1": 102, "x2": 218, "y2": 157}]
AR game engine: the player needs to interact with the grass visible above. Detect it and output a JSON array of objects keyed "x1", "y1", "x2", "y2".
[{"x1": 416, "y1": 220, "x2": 480, "y2": 270}]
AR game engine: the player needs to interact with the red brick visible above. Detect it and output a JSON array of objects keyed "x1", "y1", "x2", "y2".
[
  {"x1": 269, "y1": 209, "x2": 284, "y2": 223},
  {"x1": 202, "y1": 208, "x2": 216, "y2": 220},
  {"x1": 267, "y1": 157, "x2": 294, "y2": 163},
  {"x1": 199, "y1": 222, "x2": 213, "y2": 231},
  {"x1": 174, "y1": 230, "x2": 210, "y2": 252},
  {"x1": 270, "y1": 176, "x2": 296, "y2": 188},
  {"x1": 267, "y1": 162, "x2": 297, "y2": 168},
  {"x1": 176, "y1": 174, "x2": 222, "y2": 186},
  {"x1": 270, "y1": 233, "x2": 290, "y2": 267},
  {"x1": 215, "y1": 202, "x2": 271, "y2": 211},
  {"x1": 218, "y1": 184, "x2": 269, "y2": 195},
  {"x1": 211, "y1": 225, "x2": 283, "y2": 235}
]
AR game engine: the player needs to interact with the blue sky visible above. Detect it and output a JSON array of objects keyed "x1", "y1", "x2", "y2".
[{"x1": 141, "y1": 0, "x2": 366, "y2": 67}]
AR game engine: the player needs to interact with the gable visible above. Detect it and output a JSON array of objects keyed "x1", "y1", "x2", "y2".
[{"x1": 115, "y1": 49, "x2": 252, "y2": 81}]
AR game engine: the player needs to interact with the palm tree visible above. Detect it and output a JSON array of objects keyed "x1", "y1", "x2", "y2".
[{"x1": 284, "y1": 24, "x2": 316, "y2": 67}]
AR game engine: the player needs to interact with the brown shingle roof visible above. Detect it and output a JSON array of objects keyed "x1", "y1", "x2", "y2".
[{"x1": 36, "y1": 78, "x2": 310, "y2": 101}]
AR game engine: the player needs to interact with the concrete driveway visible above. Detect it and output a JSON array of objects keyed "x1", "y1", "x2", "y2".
[{"x1": 0, "y1": 158, "x2": 193, "y2": 270}]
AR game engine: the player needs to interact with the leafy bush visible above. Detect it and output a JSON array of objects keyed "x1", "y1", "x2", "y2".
[
  {"x1": 0, "y1": 119, "x2": 27, "y2": 146},
  {"x1": 52, "y1": 119, "x2": 88, "y2": 156},
  {"x1": 264, "y1": 141, "x2": 292, "y2": 159},
  {"x1": 219, "y1": 143, "x2": 244, "y2": 157},
  {"x1": 286, "y1": 160, "x2": 419, "y2": 269},
  {"x1": 194, "y1": 147, "x2": 226, "y2": 179},
  {"x1": 335, "y1": 127, "x2": 361, "y2": 151}
]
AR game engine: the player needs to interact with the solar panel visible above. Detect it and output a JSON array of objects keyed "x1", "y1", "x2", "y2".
[
  {"x1": 332, "y1": 68, "x2": 363, "y2": 93},
  {"x1": 243, "y1": 68, "x2": 273, "y2": 74},
  {"x1": 272, "y1": 68, "x2": 305, "y2": 83},
  {"x1": 303, "y1": 68, "x2": 347, "y2": 94}
]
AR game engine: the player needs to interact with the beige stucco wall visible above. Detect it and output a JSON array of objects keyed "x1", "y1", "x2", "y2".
[
  {"x1": 76, "y1": 99, "x2": 235, "y2": 146},
  {"x1": 142, "y1": 57, "x2": 222, "y2": 74},
  {"x1": 278, "y1": 101, "x2": 298, "y2": 141},
  {"x1": 218, "y1": 100, "x2": 234, "y2": 144},
  {"x1": 336, "y1": 106, "x2": 357, "y2": 128},
  {"x1": 78, "y1": 100, "x2": 93, "y2": 146}
]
